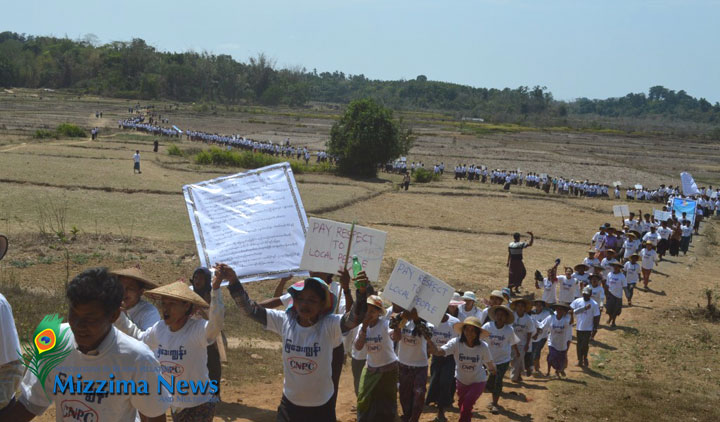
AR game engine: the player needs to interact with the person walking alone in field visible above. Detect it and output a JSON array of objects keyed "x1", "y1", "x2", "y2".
[
  {"x1": 133, "y1": 150, "x2": 142, "y2": 174},
  {"x1": 403, "y1": 173, "x2": 411, "y2": 191},
  {"x1": 507, "y1": 232, "x2": 534, "y2": 295}
]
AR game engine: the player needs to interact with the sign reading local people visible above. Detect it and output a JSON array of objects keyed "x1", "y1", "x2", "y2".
[
  {"x1": 300, "y1": 218, "x2": 387, "y2": 281},
  {"x1": 183, "y1": 163, "x2": 308, "y2": 284},
  {"x1": 381, "y1": 259, "x2": 454, "y2": 326}
]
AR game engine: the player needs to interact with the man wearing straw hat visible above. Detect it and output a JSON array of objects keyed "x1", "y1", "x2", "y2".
[
  {"x1": 111, "y1": 267, "x2": 161, "y2": 331},
  {"x1": 114, "y1": 275, "x2": 225, "y2": 422},
  {"x1": 2, "y1": 267, "x2": 171, "y2": 421},
  {"x1": 0, "y1": 234, "x2": 24, "y2": 413},
  {"x1": 571, "y1": 286, "x2": 600, "y2": 367},
  {"x1": 426, "y1": 316, "x2": 497, "y2": 422}
]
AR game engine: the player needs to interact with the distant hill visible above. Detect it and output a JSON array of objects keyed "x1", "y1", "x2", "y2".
[{"x1": 1, "y1": 32, "x2": 719, "y2": 134}]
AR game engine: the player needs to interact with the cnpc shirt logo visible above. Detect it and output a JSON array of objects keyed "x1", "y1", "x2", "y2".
[
  {"x1": 18, "y1": 314, "x2": 72, "y2": 399},
  {"x1": 160, "y1": 361, "x2": 186, "y2": 376},
  {"x1": 287, "y1": 357, "x2": 318, "y2": 375},
  {"x1": 61, "y1": 399, "x2": 98, "y2": 422}
]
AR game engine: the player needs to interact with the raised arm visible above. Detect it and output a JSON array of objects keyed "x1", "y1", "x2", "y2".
[
  {"x1": 204, "y1": 271, "x2": 225, "y2": 342},
  {"x1": 218, "y1": 263, "x2": 267, "y2": 326},
  {"x1": 526, "y1": 231, "x2": 534, "y2": 247},
  {"x1": 339, "y1": 271, "x2": 372, "y2": 334}
]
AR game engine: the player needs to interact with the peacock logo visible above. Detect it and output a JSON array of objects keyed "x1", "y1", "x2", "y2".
[{"x1": 19, "y1": 314, "x2": 72, "y2": 399}]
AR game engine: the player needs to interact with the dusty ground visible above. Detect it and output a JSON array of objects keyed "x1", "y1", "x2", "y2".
[{"x1": 1, "y1": 89, "x2": 719, "y2": 421}]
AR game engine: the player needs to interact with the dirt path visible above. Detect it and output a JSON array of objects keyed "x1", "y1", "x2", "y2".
[{"x1": 210, "y1": 222, "x2": 720, "y2": 422}]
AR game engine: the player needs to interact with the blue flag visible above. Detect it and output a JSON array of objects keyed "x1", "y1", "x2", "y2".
[{"x1": 673, "y1": 198, "x2": 697, "y2": 226}]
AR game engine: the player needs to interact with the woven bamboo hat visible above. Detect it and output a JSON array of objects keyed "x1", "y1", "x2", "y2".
[
  {"x1": 111, "y1": 267, "x2": 159, "y2": 289},
  {"x1": 453, "y1": 316, "x2": 489, "y2": 338},
  {"x1": 144, "y1": 281, "x2": 209, "y2": 308},
  {"x1": 488, "y1": 305, "x2": 515, "y2": 324}
]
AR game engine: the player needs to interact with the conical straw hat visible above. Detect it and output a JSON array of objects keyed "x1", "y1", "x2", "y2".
[
  {"x1": 144, "y1": 281, "x2": 209, "y2": 308},
  {"x1": 110, "y1": 267, "x2": 159, "y2": 289}
]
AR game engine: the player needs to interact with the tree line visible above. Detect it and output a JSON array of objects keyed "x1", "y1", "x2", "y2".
[{"x1": 1, "y1": 32, "x2": 719, "y2": 127}]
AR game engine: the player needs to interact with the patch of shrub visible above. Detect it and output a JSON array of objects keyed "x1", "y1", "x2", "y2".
[
  {"x1": 56, "y1": 123, "x2": 86, "y2": 138},
  {"x1": 33, "y1": 129, "x2": 56, "y2": 139},
  {"x1": 167, "y1": 144, "x2": 183, "y2": 156},
  {"x1": 413, "y1": 167, "x2": 440, "y2": 183}
]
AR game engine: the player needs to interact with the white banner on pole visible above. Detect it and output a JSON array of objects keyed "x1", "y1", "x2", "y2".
[
  {"x1": 381, "y1": 259, "x2": 454, "y2": 326},
  {"x1": 183, "y1": 163, "x2": 308, "y2": 284},
  {"x1": 613, "y1": 205, "x2": 630, "y2": 217},
  {"x1": 653, "y1": 209, "x2": 672, "y2": 222},
  {"x1": 300, "y1": 218, "x2": 387, "y2": 281}
]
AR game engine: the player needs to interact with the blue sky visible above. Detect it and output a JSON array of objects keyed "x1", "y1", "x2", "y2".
[{"x1": 3, "y1": 0, "x2": 719, "y2": 102}]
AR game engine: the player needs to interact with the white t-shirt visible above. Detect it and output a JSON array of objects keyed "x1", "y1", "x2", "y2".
[
  {"x1": 657, "y1": 227, "x2": 672, "y2": 240},
  {"x1": 570, "y1": 298, "x2": 601, "y2": 331},
  {"x1": 359, "y1": 316, "x2": 396, "y2": 368},
  {"x1": 19, "y1": 326, "x2": 170, "y2": 421},
  {"x1": 624, "y1": 261, "x2": 641, "y2": 284},
  {"x1": 431, "y1": 315, "x2": 460, "y2": 347},
  {"x1": 126, "y1": 299, "x2": 161, "y2": 331},
  {"x1": 591, "y1": 285, "x2": 606, "y2": 308},
  {"x1": 530, "y1": 309, "x2": 552, "y2": 341},
  {"x1": 538, "y1": 314, "x2": 572, "y2": 351},
  {"x1": 592, "y1": 232, "x2": 607, "y2": 251},
  {"x1": 512, "y1": 313, "x2": 533, "y2": 349},
  {"x1": 347, "y1": 325, "x2": 367, "y2": 360},
  {"x1": 541, "y1": 278, "x2": 557, "y2": 304},
  {"x1": 458, "y1": 305, "x2": 482, "y2": 322},
  {"x1": 623, "y1": 239, "x2": 641, "y2": 258},
  {"x1": 642, "y1": 232, "x2": 661, "y2": 246},
  {"x1": 584, "y1": 257, "x2": 600, "y2": 274},
  {"x1": 572, "y1": 272, "x2": 590, "y2": 296},
  {"x1": 267, "y1": 310, "x2": 342, "y2": 407},
  {"x1": 606, "y1": 271, "x2": 627, "y2": 299},
  {"x1": 640, "y1": 248, "x2": 657, "y2": 270},
  {"x1": 681, "y1": 226, "x2": 693, "y2": 237},
  {"x1": 133, "y1": 153, "x2": 140, "y2": 163},
  {"x1": 624, "y1": 219, "x2": 639, "y2": 232},
  {"x1": 556, "y1": 275, "x2": 577, "y2": 303},
  {"x1": 0, "y1": 293, "x2": 21, "y2": 366},
  {"x1": 481, "y1": 322, "x2": 519, "y2": 365},
  {"x1": 441, "y1": 337, "x2": 493, "y2": 385},
  {"x1": 397, "y1": 321, "x2": 432, "y2": 367}
]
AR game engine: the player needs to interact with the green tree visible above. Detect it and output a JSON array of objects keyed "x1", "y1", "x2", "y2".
[{"x1": 328, "y1": 99, "x2": 413, "y2": 178}]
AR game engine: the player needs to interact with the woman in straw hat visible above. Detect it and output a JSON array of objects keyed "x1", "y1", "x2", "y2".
[
  {"x1": 111, "y1": 267, "x2": 160, "y2": 331},
  {"x1": 509, "y1": 297, "x2": 533, "y2": 382},
  {"x1": 425, "y1": 299, "x2": 463, "y2": 422},
  {"x1": 583, "y1": 249, "x2": 600, "y2": 275},
  {"x1": 639, "y1": 241, "x2": 657, "y2": 288},
  {"x1": 426, "y1": 317, "x2": 497, "y2": 422},
  {"x1": 479, "y1": 290, "x2": 505, "y2": 324},
  {"x1": 482, "y1": 305, "x2": 519, "y2": 414},
  {"x1": 535, "y1": 302, "x2": 573, "y2": 377},
  {"x1": 114, "y1": 273, "x2": 225, "y2": 422},
  {"x1": 355, "y1": 295, "x2": 398, "y2": 422},
  {"x1": 217, "y1": 263, "x2": 369, "y2": 422},
  {"x1": 605, "y1": 262, "x2": 627, "y2": 328}
]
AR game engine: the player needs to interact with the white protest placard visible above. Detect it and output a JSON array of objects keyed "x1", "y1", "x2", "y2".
[
  {"x1": 183, "y1": 163, "x2": 308, "y2": 284},
  {"x1": 613, "y1": 204, "x2": 630, "y2": 217},
  {"x1": 300, "y1": 218, "x2": 387, "y2": 281},
  {"x1": 381, "y1": 259, "x2": 454, "y2": 326},
  {"x1": 653, "y1": 209, "x2": 672, "y2": 222}
]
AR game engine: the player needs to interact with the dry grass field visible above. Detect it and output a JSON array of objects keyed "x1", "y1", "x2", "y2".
[{"x1": 1, "y1": 88, "x2": 719, "y2": 421}]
